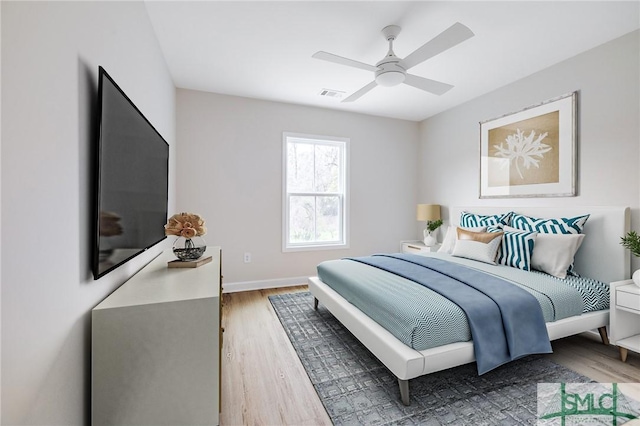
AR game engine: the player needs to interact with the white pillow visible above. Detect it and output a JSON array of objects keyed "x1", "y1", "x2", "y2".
[
  {"x1": 505, "y1": 225, "x2": 585, "y2": 278},
  {"x1": 438, "y1": 225, "x2": 487, "y2": 254},
  {"x1": 451, "y1": 231, "x2": 503, "y2": 265}
]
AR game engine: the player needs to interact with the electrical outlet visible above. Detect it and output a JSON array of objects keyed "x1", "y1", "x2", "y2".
[{"x1": 244, "y1": 252, "x2": 251, "y2": 263}]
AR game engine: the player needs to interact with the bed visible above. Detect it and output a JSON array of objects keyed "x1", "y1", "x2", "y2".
[{"x1": 308, "y1": 206, "x2": 630, "y2": 405}]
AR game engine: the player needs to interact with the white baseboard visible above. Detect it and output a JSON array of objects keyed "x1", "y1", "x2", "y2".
[{"x1": 222, "y1": 276, "x2": 308, "y2": 293}]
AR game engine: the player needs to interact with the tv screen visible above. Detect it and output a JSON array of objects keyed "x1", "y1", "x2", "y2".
[{"x1": 93, "y1": 66, "x2": 169, "y2": 279}]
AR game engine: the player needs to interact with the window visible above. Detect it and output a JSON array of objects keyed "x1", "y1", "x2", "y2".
[{"x1": 283, "y1": 132, "x2": 349, "y2": 251}]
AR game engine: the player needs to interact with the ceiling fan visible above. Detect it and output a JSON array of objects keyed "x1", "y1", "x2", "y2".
[{"x1": 312, "y1": 22, "x2": 474, "y2": 102}]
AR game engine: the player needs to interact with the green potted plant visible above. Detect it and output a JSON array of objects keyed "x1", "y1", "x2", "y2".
[
  {"x1": 424, "y1": 219, "x2": 443, "y2": 247},
  {"x1": 620, "y1": 230, "x2": 640, "y2": 287}
]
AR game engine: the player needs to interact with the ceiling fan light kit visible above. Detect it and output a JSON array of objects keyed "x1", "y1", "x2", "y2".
[
  {"x1": 313, "y1": 22, "x2": 474, "y2": 102},
  {"x1": 375, "y1": 70, "x2": 405, "y2": 87}
]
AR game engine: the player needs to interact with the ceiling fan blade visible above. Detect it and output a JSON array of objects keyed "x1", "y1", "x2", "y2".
[
  {"x1": 312, "y1": 51, "x2": 378, "y2": 72},
  {"x1": 342, "y1": 81, "x2": 378, "y2": 102},
  {"x1": 404, "y1": 74, "x2": 453, "y2": 96},
  {"x1": 402, "y1": 22, "x2": 474, "y2": 70}
]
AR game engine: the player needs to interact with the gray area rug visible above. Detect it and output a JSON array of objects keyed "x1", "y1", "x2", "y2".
[{"x1": 269, "y1": 291, "x2": 592, "y2": 425}]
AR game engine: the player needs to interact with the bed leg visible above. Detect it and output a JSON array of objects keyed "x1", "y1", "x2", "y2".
[
  {"x1": 398, "y1": 379, "x2": 410, "y2": 406},
  {"x1": 598, "y1": 326, "x2": 609, "y2": 346},
  {"x1": 313, "y1": 297, "x2": 319, "y2": 310}
]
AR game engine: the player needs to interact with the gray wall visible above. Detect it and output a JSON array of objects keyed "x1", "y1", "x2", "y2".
[
  {"x1": 418, "y1": 30, "x2": 640, "y2": 270},
  {"x1": 176, "y1": 90, "x2": 419, "y2": 284},
  {"x1": 1, "y1": 2, "x2": 176, "y2": 424}
]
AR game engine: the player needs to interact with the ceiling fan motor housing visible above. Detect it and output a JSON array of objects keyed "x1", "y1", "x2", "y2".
[
  {"x1": 375, "y1": 25, "x2": 406, "y2": 87},
  {"x1": 375, "y1": 57, "x2": 406, "y2": 86}
]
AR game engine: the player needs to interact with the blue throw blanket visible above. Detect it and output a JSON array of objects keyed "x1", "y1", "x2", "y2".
[{"x1": 348, "y1": 253, "x2": 552, "y2": 374}]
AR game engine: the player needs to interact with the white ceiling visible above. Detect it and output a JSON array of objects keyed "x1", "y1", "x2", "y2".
[{"x1": 144, "y1": 1, "x2": 640, "y2": 122}]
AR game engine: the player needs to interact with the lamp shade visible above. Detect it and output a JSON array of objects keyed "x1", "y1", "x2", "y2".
[{"x1": 416, "y1": 204, "x2": 441, "y2": 222}]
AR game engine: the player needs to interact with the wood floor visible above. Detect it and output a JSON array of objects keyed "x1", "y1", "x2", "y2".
[{"x1": 220, "y1": 286, "x2": 640, "y2": 425}]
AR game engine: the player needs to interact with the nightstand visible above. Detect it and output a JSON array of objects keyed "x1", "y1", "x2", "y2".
[
  {"x1": 610, "y1": 280, "x2": 640, "y2": 362},
  {"x1": 401, "y1": 241, "x2": 441, "y2": 255}
]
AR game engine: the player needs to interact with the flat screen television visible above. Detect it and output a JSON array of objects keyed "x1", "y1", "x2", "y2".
[{"x1": 93, "y1": 66, "x2": 169, "y2": 279}]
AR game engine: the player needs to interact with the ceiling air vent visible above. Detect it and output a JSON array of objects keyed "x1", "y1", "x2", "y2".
[{"x1": 318, "y1": 88, "x2": 345, "y2": 99}]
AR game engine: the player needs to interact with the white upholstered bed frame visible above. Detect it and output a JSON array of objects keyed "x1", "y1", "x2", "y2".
[{"x1": 308, "y1": 206, "x2": 630, "y2": 405}]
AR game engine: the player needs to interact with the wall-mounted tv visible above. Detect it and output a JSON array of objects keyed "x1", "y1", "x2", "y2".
[{"x1": 93, "y1": 66, "x2": 169, "y2": 279}]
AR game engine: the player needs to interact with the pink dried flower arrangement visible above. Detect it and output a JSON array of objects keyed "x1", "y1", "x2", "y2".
[{"x1": 165, "y1": 212, "x2": 207, "y2": 239}]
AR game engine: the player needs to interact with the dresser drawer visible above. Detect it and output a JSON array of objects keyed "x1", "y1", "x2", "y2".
[
  {"x1": 401, "y1": 242, "x2": 440, "y2": 255},
  {"x1": 403, "y1": 243, "x2": 427, "y2": 254},
  {"x1": 617, "y1": 289, "x2": 640, "y2": 312}
]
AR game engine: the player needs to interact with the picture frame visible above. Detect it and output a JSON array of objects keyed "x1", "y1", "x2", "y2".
[{"x1": 479, "y1": 92, "x2": 577, "y2": 199}]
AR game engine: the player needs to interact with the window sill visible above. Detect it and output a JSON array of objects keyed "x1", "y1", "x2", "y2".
[{"x1": 283, "y1": 243, "x2": 349, "y2": 253}]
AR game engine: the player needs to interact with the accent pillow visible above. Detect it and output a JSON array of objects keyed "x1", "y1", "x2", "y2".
[
  {"x1": 451, "y1": 228, "x2": 503, "y2": 265},
  {"x1": 460, "y1": 211, "x2": 513, "y2": 232},
  {"x1": 497, "y1": 229, "x2": 537, "y2": 271},
  {"x1": 510, "y1": 214, "x2": 589, "y2": 276},
  {"x1": 511, "y1": 213, "x2": 590, "y2": 235},
  {"x1": 503, "y1": 225, "x2": 586, "y2": 279},
  {"x1": 438, "y1": 225, "x2": 487, "y2": 254}
]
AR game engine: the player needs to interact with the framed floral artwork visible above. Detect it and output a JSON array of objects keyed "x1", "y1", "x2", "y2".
[{"x1": 479, "y1": 92, "x2": 577, "y2": 198}]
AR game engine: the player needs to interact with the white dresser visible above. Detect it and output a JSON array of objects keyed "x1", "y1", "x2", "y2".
[{"x1": 92, "y1": 247, "x2": 222, "y2": 425}]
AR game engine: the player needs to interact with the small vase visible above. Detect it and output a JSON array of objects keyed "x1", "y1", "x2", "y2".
[
  {"x1": 423, "y1": 229, "x2": 437, "y2": 247},
  {"x1": 173, "y1": 236, "x2": 206, "y2": 261},
  {"x1": 633, "y1": 269, "x2": 640, "y2": 288}
]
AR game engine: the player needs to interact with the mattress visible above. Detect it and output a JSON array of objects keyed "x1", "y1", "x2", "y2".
[{"x1": 316, "y1": 252, "x2": 609, "y2": 352}]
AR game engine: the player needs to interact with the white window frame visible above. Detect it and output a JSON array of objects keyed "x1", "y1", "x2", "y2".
[{"x1": 282, "y1": 132, "x2": 349, "y2": 252}]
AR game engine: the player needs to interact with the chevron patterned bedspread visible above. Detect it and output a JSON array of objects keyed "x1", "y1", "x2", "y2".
[{"x1": 316, "y1": 252, "x2": 609, "y2": 352}]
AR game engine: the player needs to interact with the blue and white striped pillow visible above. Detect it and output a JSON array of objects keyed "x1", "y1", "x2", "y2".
[
  {"x1": 498, "y1": 229, "x2": 538, "y2": 271},
  {"x1": 460, "y1": 211, "x2": 513, "y2": 232},
  {"x1": 511, "y1": 213, "x2": 589, "y2": 276},
  {"x1": 511, "y1": 213, "x2": 589, "y2": 234}
]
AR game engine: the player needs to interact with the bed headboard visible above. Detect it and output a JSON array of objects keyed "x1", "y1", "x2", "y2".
[{"x1": 449, "y1": 206, "x2": 630, "y2": 284}]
